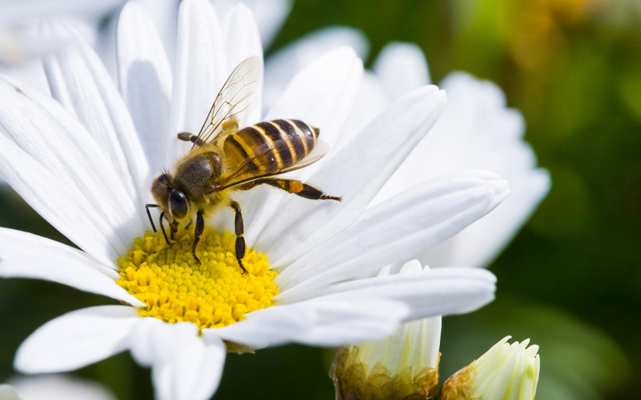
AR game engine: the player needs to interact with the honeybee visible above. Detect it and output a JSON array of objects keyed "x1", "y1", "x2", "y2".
[{"x1": 145, "y1": 56, "x2": 340, "y2": 273}]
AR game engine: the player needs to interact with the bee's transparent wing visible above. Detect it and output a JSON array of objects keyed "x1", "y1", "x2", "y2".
[
  {"x1": 193, "y1": 56, "x2": 262, "y2": 148},
  {"x1": 218, "y1": 140, "x2": 329, "y2": 190}
]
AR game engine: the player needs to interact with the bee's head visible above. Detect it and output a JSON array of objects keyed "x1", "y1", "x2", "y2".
[{"x1": 151, "y1": 173, "x2": 190, "y2": 222}]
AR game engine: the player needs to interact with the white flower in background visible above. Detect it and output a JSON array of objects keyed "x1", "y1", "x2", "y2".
[
  {"x1": 0, "y1": 0, "x2": 125, "y2": 65},
  {"x1": 4, "y1": 375, "x2": 117, "y2": 400},
  {"x1": 0, "y1": 0, "x2": 291, "y2": 95},
  {"x1": 0, "y1": 1, "x2": 506, "y2": 399},
  {"x1": 330, "y1": 260, "x2": 442, "y2": 400},
  {"x1": 0, "y1": 0, "x2": 126, "y2": 93},
  {"x1": 264, "y1": 34, "x2": 551, "y2": 269},
  {"x1": 439, "y1": 336, "x2": 540, "y2": 400},
  {"x1": 372, "y1": 59, "x2": 551, "y2": 269}
]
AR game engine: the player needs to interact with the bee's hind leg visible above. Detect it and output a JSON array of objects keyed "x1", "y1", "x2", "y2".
[
  {"x1": 192, "y1": 210, "x2": 204, "y2": 264},
  {"x1": 244, "y1": 178, "x2": 341, "y2": 201},
  {"x1": 230, "y1": 201, "x2": 248, "y2": 274}
]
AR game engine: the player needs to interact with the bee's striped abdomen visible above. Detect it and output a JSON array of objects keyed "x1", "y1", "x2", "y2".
[{"x1": 224, "y1": 119, "x2": 319, "y2": 174}]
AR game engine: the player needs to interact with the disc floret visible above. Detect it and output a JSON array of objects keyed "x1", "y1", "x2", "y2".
[{"x1": 116, "y1": 227, "x2": 278, "y2": 329}]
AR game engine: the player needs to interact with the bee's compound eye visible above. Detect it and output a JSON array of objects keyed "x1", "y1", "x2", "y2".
[{"x1": 169, "y1": 190, "x2": 189, "y2": 220}]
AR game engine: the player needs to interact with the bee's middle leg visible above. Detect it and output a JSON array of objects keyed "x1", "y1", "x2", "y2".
[
  {"x1": 230, "y1": 201, "x2": 248, "y2": 274},
  {"x1": 192, "y1": 210, "x2": 204, "y2": 264}
]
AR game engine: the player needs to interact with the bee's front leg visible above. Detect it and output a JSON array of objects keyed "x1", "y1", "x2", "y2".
[
  {"x1": 145, "y1": 204, "x2": 159, "y2": 232},
  {"x1": 170, "y1": 221, "x2": 178, "y2": 241},
  {"x1": 159, "y1": 212, "x2": 170, "y2": 245},
  {"x1": 230, "y1": 201, "x2": 248, "y2": 274},
  {"x1": 192, "y1": 210, "x2": 204, "y2": 264}
]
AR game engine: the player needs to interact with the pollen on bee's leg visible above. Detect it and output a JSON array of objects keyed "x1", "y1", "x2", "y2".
[
  {"x1": 289, "y1": 181, "x2": 304, "y2": 193},
  {"x1": 116, "y1": 227, "x2": 278, "y2": 330}
]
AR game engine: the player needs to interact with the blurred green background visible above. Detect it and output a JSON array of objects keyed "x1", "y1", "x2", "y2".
[{"x1": 2, "y1": 0, "x2": 641, "y2": 398}]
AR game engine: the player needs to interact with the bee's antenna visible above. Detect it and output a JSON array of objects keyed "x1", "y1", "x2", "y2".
[
  {"x1": 159, "y1": 212, "x2": 170, "y2": 245},
  {"x1": 145, "y1": 204, "x2": 158, "y2": 232}
]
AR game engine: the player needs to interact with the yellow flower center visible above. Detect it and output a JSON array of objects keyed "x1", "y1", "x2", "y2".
[{"x1": 116, "y1": 227, "x2": 278, "y2": 330}]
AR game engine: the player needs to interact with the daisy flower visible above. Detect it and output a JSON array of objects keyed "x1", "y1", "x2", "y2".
[{"x1": 0, "y1": 1, "x2": 505, "y2": 399}]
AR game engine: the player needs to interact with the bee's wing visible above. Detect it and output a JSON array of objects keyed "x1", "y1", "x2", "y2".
[
  {"x1": 193, "y1": 56, "x2": 262, "y2": 149},
  {"x1": 217, "y1": 140, "x2": 329, "y2": 190}
]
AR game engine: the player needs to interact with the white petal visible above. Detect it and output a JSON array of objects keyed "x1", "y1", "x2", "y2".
[
  {"x1": 423, "y1": 169, "x2": 550, "y2": 268},
  {"x1": 263, "y1": 26, "x2": 368, "y2": 112},
  {"x1": 373, "y1": 42, "x2": 431, "y2": 101},
  {"x1": 248, "y1": 0, "x2": 292, "y2": 48},
  {"x1": 127, "y1": 317, "x2": 164, "y2": 367},
  {"x1": 132, "y1": 322, "x2": 226, "y2": 400},
  {"x1": 274, "y1": 171, "x2": 508, "y2": 294},
  {"x1": 336, "y1": 71, "x2": 389, "y2": 151},
  {"x1": 95, "y1": 8, "x2": 120, "y2": 82},
  {"x1": 280, "y1": 267, "x2": 496, "y2": 322},
  {"x1": 255, "y1": 85, "x2": 447, "y2": 265},
  {"x1": 205, "y1": 298, "x2": 409, "y2": 348},
  {"x1": 265, "y1": 46, "x2": 363, "y2": 155},
  {"x1": 222, "y1": 4, "x2": 263, "y2": 125},
  {"x1": 357, "y1": 292, "x2": 442, "y2": 374},
  {"x1": 117, "y1": 2, "x2": 173, "y2": 176},
  {"x1": 9, "y1": 374, "x2": 118, "y2": 400},
  {"x1": 378, "y1": 72, "x2": 550, "y2": 267},
  {"x1": 243, "y1": 47, "x2": 363, "y2": 241},
  {"x1": 222, "y1": 4, "x2": 263, "y2": 73},
  {"x1": 40, "y1": 19, "x2": 150, "y2": 204},
  {"x1": 136, "y1": 0, "x2": 181, "y2": 66},
  {"x1": 408, "y1": 316, "x2": 442, "y2": 370},
  {"x1": 0, "y1": 228, "x2": 145, "y2": 307},
  {"x1": 217, "y1": 0, "x2": 292, "y2": 49},
  {"x1": 0, "y1": 127, "x2": 120, "y2": 263},
  {"x1": 15, "y1": 306, "x2": 138, "y2": 373},
  {"x1": 169, "y1": 0, "x2": 227, "y2": 162},
  {"x1": 0, "y1": 75, "x2": 143, "y2": 252}
]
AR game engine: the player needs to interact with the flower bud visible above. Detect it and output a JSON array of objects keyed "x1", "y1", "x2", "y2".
[
  {"x1": 439, "y1": 336, "x2": 540, "y2": 400},
  {"x1": 330, "y1": 261, "x2": 441, "y2": 400}
]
